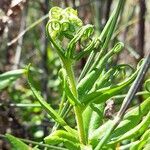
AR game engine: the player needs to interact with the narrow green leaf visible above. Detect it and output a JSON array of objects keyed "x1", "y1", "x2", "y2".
[
  {"x1": 0, "y1": 69, "x2": 26, "y2": 80},
  {"x1": 88, "y1": 103, "x2": 104, "y2": 135},
  {"x1": 110, "y1": 98, "x2": 150, "y2": 142},
  {"x1": 130, "y1": 129, "x2": 150, "y2": 150},
  {"x1": 78, "y1": 42, "x2": 124, "y2": 100},
  {"x1": 27, "y1": 66, "x2": 76, "y2": 135},
  {"x1": 0, "y1": 69, "x2": 26, "y2": 90},
  {"x1": 74, "y1": 37, "x2": 97, "y2": 60},
  {"x1": 82, "y1": 103, "x2": 104, "y2": 143},
  {"x1": 66, "y1": 24, "x2": 94, "y2": 58},
  {"x1": 95, "y1": 64, "x2": 134, "y2": 90},
  {"x1": 45, "y1": 130, "x2": 79, "y2": 143},
  {"x1": 78, "y1": 0, "x2": 125, "y2": 80},
  {"x1": 81, "y1": 67, "x2": 139, "y2": 105},
  {"x1": 90, "y1": 97, "x2": 150, "y2": 146},
  {"x1": 82, "y1": 106, "x2": 93, "y2": 140},
  {"x1": 5, "y1": 134, "x2": 31, "y2": 150},
  {"x1": 44, "y1": 130, "x2": 80, "y2": 150},
  {"x1": 59, "y1": 68, "x2": 81, "y2": 106},
  {"x1": 119, "y1": 141, "x2": 140, "y2": 150},
  {"x1": 77, "y1": 68, "x2": 99, "y2": 98},
  {"x1": 109, "y1": 111, "x2": 150, "y2": 145}
]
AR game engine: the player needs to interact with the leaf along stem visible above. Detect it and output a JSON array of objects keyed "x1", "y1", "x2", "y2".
[{"x1": 27, "y1": 66, "x2": 76, "y2": 135}]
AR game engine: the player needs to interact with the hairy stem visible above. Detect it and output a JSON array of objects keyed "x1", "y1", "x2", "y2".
[{"x1": 64, "y1": 61, "x2": 86, "y2": 145}]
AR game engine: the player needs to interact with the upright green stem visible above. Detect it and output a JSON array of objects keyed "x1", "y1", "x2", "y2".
[{"x1": 64, "y1": 61, "x2": 86, "y2": 145}]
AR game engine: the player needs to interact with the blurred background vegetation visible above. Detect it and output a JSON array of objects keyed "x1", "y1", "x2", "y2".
[{"x1": 0, "y1": 0, "x2": 149, "y2": 149}]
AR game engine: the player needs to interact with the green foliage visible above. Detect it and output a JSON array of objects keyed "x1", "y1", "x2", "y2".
[
  {"x1": 5, "y1": 134, "x2": 32, "y2": 150},
  {"x1": 27, "y1": 65, "x2": 77, "y2": 135},
  {"x1": 3, "y1": 1, "x2": 150, "y2": 150},
  {"x1": 44, "y1": 130, "x2": 80, "y2": 150},
  {"x1": 0, "y1": 69, "x2": 26, "y2": 90}
]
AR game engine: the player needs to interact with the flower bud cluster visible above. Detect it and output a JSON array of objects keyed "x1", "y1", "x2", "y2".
[{"x1": 47, "y1": 7, "x2": 83, "y2": 40}]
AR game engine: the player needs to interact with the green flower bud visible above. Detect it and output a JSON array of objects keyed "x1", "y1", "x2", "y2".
[{"x1": 47, "y1": 7, "x2": 83, "y2": 40}]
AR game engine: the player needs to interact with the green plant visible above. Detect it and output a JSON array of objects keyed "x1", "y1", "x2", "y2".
[{"x1": 1, "y1": 0, "x2": 150, "y2": 149}]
